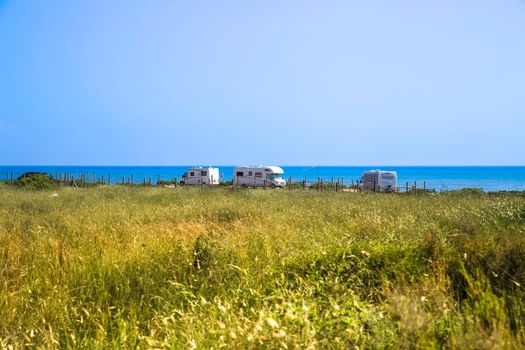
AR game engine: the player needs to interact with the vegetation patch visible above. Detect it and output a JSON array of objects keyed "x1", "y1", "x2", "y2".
[
  {"x1": 16, "y1": 173, "x2": 54, "y2": 190},
  {"x1": 0, "y1": 187, "x2": 524, "y2": 348}
]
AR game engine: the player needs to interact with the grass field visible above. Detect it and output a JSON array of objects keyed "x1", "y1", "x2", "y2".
[{"x1": 0, "y1": 185, "x2": 524, "y2": 349}]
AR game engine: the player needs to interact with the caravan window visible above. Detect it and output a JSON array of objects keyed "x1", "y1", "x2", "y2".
[
  {"x1": 255, "y1": 172, "x2": 262, "y2": 178},
  {"x1": 364, "y1": 174, "x2": 375, "y2": 183},
  {"x1": 248, "y1": 171, "x2": 253, "y2": 176},
  {"x1": 381, "y1": 174, "x2": 394, "y2": 180},
  {"x1": 267, "y1": 174, "x2": 282, "y2": 180},
  {"x1": 236, "y1": 171, "x2": 244, "y2": 176},
  {"x1": 201, "y1": 171, "x2": 207, "y2": 176},
  {"x1": 190, "y1": 172, "x2": 195, "y2": 176}
]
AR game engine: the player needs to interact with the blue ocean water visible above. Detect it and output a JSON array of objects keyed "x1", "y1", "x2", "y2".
[{"x1": 0, "y1": 166, "x2": 524, "y2": 191}]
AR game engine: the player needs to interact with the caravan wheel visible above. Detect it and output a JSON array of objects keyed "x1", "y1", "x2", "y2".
[
  {"x1": 179, "y1": 181, "x2": 185, "y2": 186},
  {"x1": 242, "y1": 184, "x2": 248, "y2": 189}
]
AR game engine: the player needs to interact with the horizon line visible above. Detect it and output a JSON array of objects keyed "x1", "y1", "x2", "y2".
[{"x1": 1, "y1": 164, "x2": 525, "y2": 167}]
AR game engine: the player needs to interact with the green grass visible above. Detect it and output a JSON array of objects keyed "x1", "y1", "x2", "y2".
[{"x1": 0, "y1": 185, "x2": 524, "y2": 348}]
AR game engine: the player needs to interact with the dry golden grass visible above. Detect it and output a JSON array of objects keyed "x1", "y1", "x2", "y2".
[{"x1": 0, "y1": 185, "x2": 524, "y2": 348}]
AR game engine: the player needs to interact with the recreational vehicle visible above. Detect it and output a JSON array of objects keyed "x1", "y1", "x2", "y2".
[
  {"x1": 180, "y1": 167, "x2": 220, "y2": 186},
  {"x1": 233, "y1": 166, "x2": 287, "y2": 188},
  {"x1": 359, "y1": 170, "x2": 398, "y2": 192}
]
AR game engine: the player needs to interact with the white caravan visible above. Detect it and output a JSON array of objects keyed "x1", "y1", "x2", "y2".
[
  {"x1": 359, "y1": 170, "x2": 398, "y2": 192},
  {"x1": 180, "y1": 167, "x2": 220, "y2": 185},
  {"x1": 233, "y1": 166, "x2": 287, "y2": 188}
]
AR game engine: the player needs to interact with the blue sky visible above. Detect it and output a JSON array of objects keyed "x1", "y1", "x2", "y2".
[{"x1": 0, "y1": 0, "x2": 524, "y2": 165}]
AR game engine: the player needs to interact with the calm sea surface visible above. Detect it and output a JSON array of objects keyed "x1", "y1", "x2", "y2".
[{"x1": 1, "y1": 166, "x2": 524, "y2": 191}]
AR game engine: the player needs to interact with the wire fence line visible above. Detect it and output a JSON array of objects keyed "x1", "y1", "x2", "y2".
[
  {"x1": 4, "y1": 170, "x2": 491, "y2": 193},
  {"x1": 4, "y1": 170, "x2": 525, "y2": 192}
]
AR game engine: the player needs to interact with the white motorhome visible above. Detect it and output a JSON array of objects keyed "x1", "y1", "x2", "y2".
[
  {"x1": 180, "y1": 167, "x2": 220, "y2": 186},
  {"x1": 359, "y1": 170, "x2": 398, "y2": 192},
  {"x1": 233, "y1": 166, "x2": 287, "y2": 188}
]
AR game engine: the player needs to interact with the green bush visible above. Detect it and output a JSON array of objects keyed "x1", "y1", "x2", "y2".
[{"x1": 16, "y1": 174, "x2": 54, "y2": 190}]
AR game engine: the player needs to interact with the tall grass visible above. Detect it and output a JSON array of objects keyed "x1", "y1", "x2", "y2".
[{"x1": 0, "y1": 185, "x2": 524, "y2": 348}]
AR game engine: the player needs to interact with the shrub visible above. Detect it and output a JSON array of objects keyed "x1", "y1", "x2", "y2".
[{"x1": 16, "y1": 173, "x2": 54, "y2": 190}]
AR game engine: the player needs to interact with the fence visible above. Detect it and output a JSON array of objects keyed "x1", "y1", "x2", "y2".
[
  {"x1": 1, "y1": 171, "x2": 437, "y2": 193},
  {"x1": 268, "y1": 177, "x2": 434, "y2": 193},
  {"x1": 1, "y1": 171, "x2": 180, "y2": 189}
]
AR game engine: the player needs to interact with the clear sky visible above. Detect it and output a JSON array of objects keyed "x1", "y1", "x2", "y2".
[{"x1": 0, "y1": 0, "x2": 524, "y2": 166}]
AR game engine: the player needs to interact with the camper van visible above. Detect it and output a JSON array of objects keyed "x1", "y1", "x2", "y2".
[
  {"x1": 180, "y1": 167, "x2": 220, "y2": 186},
  {"x1": 233, "y1": 166, "x2": 287, "y2": 188},
  {"x1": 359, "y1": 170, "x2": 398, "y2": 192}
]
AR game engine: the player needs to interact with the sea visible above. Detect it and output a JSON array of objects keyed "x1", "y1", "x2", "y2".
[{"x1": 1, "y1": 166, "x2": 524, "y2": 192}]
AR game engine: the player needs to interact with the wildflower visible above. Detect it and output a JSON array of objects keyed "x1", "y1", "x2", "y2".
[
  {"x1": 361, "y1": 250, "x2": 371, "y2": 258},
  {"x1": 266, "y1": 317, "x2": 279, "y2": 328},
  {"x1": 420, "y1": 296, "x2": 428, "y2": 302},
  {"x1": 188, "y1": 339, "x2": 197, "y2": 350}
]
